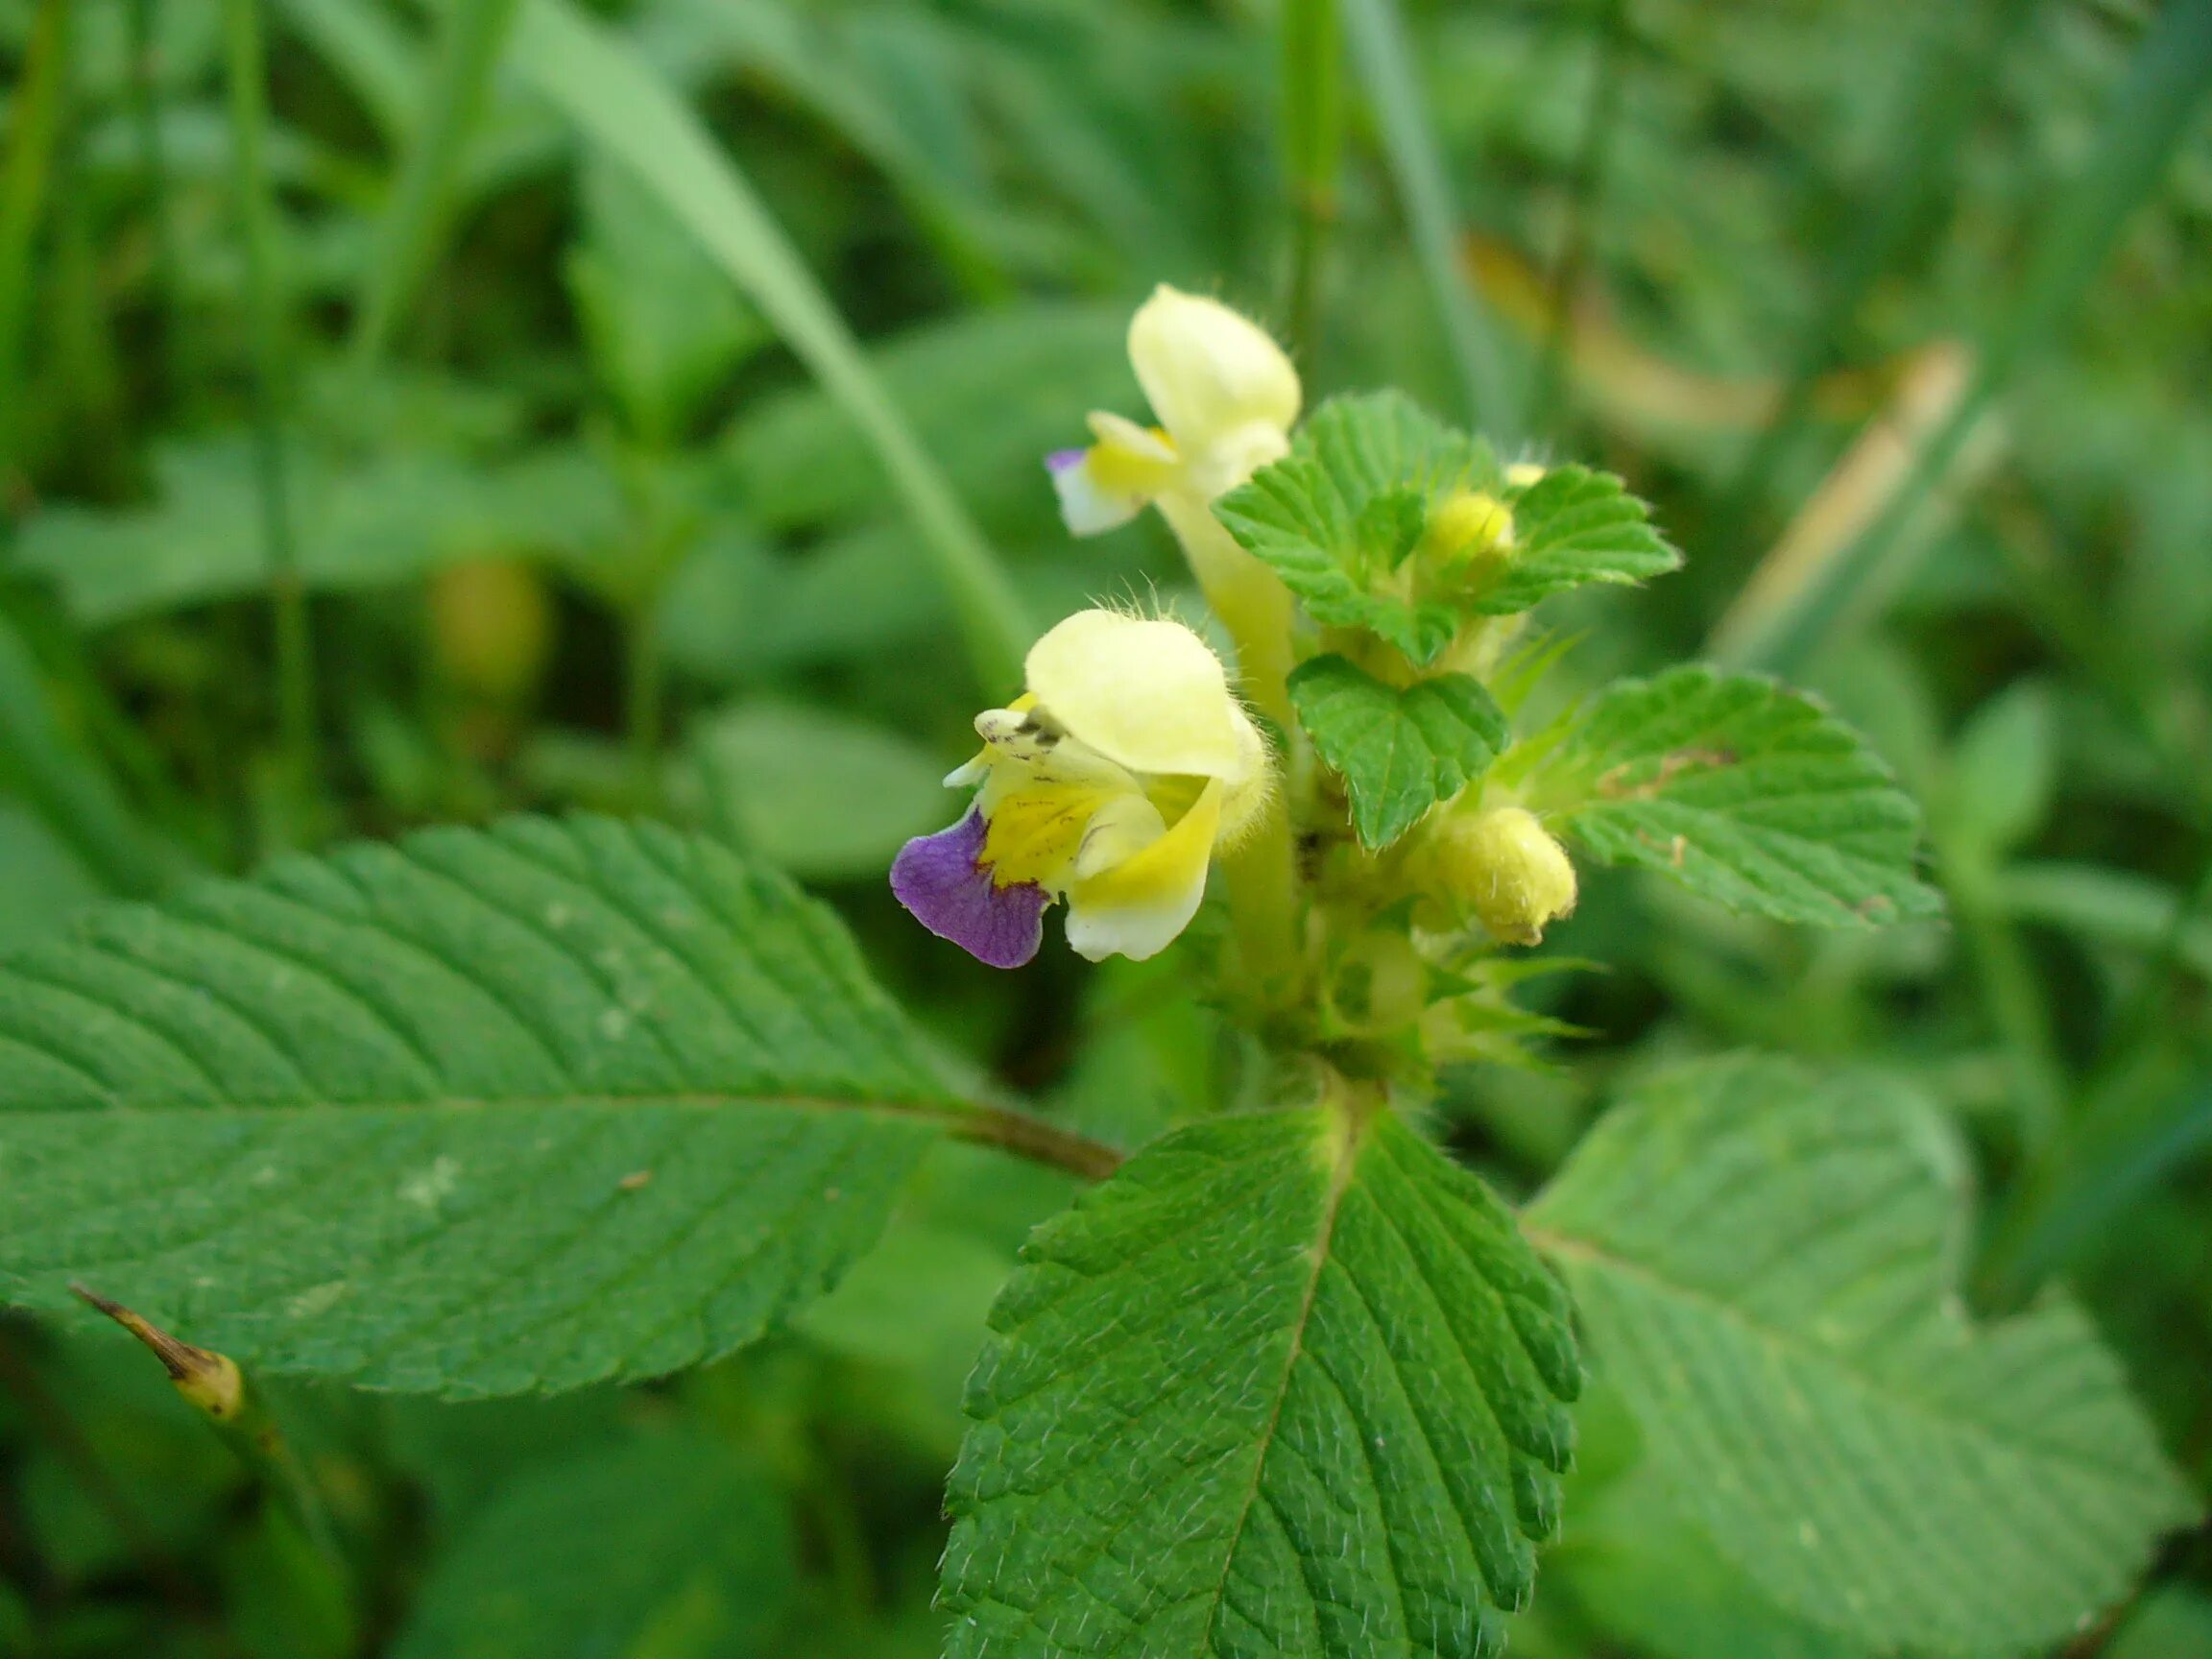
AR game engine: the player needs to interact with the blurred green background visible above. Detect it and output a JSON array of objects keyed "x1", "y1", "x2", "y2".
[{"x1": 0, "y1": 0, "x2": 2207, "y2": 1653}]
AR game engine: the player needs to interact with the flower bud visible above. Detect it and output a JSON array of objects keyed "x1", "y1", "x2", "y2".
[
  {"x1": 428, "y1": 559, "x2": 556, "y2": 708},
  {"x1": 1422, "y1": 489, "x2": 1515, "y2": 572},
  {"x1": 1435, "y1": 806, "x2": 1577, "y2": 945}
]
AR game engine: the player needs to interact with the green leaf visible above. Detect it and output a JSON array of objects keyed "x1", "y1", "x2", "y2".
[
  {"x1": 1527, "y1": 1055, "x2": 2196, "y2": 1656},
  {"x1": 1477, "y1": 465, "x2": 1681, "y2": 616},
  {"x1": 391, "y1": 1433, "x2": 793, "y2": 1658},
  {"x1": 0, "y1": 816, "x2": 993, "y2": 1397},
  {"x1": 17, "y1": 434, "x2": 626, "y2": 626},
  {"x1": 1992, "y1": 861, "x2": 2212, "y2": 977},
  {"x1": 566, "y1": 152, "x2": 765, "y2": 445},
  {"x1": 1532, "y1": 664, "x2": 1942, "y2": 926},
  {"x1": 1940, "y1": 677, "x2": 2056, "y2": 858},
  {"x1": 2109, "y1": 1589, "x2": 2212, "y2": 1659},
  {"x1": 1557, "y1": 1470, "x2": 1870, "y2": 1659},
  {"x1": 684, "y1": 701, "x2": 952, "y2": 881},
  {"x1": 1215, "y1": 393, "x2": 1678, "y2": 662},
  {"x1": 1216, "y1": 393, "x2": 1493, "y2": 664},
  {"x1": 1288, "y1": 655, "x2": 1508, "y2": 850},
  {"x1": 0, "y1": 805, "x2": 102, "y2": 951},
  {"x1": 940, "y1": 1106, "x2": 1579, "y2": 1659},
  {"x1": 0, "y1": 603, "x2": 179, "y2": 897},
  {"x1": 721, "y1": 301, "x2": 1131, "y2": 534}
]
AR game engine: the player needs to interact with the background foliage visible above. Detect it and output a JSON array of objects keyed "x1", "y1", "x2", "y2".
[{"x1": 0, "y1": 0, "x2": 2208, "y2": 1654}]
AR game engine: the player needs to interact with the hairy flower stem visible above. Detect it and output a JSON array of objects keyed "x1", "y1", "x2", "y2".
[{"x1": 1159, "y1": 498, "x2": 1305, "y2": 1003}]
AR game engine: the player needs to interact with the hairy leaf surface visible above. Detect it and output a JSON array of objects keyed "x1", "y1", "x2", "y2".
[
  {"x1": 1216, "y1": 392, "x2": 1677, "y2": 661},
  {"x1": 1528, "y1": 1056, "x2": 2195, "y2": 1655},
  {"x1": 0, "y1": 817, "x2": 975, "y2": 1396},
  {"x1": 940, "y1": 1108, "x2": 1579, "y2": 1659},
  {"x1": 1534, "y1": 665, "x2": 1942, "y2": 926},
  {"x1": 1288, "y1": 655, "x2": 1508, "y2": 850}
]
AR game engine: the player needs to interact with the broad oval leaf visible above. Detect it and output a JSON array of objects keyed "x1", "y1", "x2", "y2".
[
  {"x1": 940, "y1": 1106, "x2": 1579, "y2": 1659},
  {"x1": 1527, "y1": 1055, "x2": 2196, "y2": 1656},
  {"x1": 1532, "y1": 664, "x2": 1943, "y2": 926},
  {"x1": 0, "y1": 816, "x2": 986, "y2": 1397}
]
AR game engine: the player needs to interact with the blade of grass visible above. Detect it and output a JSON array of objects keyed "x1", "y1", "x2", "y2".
[
  {"x1": 277, "y1": 0, "x2": 417, "y2": 141},
  {"x1": 223, "y1": 0, "x2": 322, "y2": 822},
  {"x1": 0, "y1": 0, "x2": 71, "y2": 490},
  {"x1": 1280, "y1": 0, "x2": 1343, "y2": 363},
  {"x1": 1716, "y1": 0, "x2": 2212, "y2": 677},
  {"x1": 1711, "y1": 0, "x2": 2032, "y2": 554},
  {"x1": 510, "y1": 0, "x2": 1032, "y2": 690},
  {"x1": 128, "y1": 0, "x2": 186, "y2": 406},
  {"x1": 348, "y1": 0, "x2": 522, "y2": 370},
  {"x1": 1528, "y1": 0, "x2": 1627, "y2": 437},
  {"x1": 1983, "y1": 1074, "x2": 2212, "y2": 1305},
  {"x1": 1341, "y1": 0, "x2": 1516, "y2": 439},
  {"x1": 1708, "y1": 341, "x2": 1985, "y2": 664}
]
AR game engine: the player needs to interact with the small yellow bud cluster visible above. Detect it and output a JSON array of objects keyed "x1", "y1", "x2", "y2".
[
  {"x1": 1422, "y1": 490, "x2": 1515, "y2": 572},
  {"x1": 1420, "y1": 466, "x2": 1546, "y2": 590},
  {"x1": 1433, "y1": 805, "x2": 1578, "y2": 945}
]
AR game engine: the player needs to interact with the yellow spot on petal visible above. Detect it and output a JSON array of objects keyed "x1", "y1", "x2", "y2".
[{"x1": 981, "y1": 781, "x2": 1119, "y2": 890}]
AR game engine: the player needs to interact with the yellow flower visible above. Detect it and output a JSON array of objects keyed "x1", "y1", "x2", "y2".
[
  {"x1": 892, "y1": 610, "x2": 1272, "y2": 965},
  {"x1": 1046, "y1": 285, "x2": 1301, "y2": 535}
]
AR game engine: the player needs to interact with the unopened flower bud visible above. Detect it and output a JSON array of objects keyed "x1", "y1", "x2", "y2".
[
  {"x1": 1436, "y1": 806, "x2": 1577, "y2": 945},
  {"x1": 1422, "y1": 489, "x2": 1515, "y2": 572}
]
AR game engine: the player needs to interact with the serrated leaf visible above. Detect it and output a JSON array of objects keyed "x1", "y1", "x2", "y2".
[
  {"x1": 1475, "y1": 465, "x2": 1680, "y2": 615},
  {"x1": 940, "y1": 1107, "x2": 1579, "y2": 1659},
  {"x1": 0, "y1": 816, "x2": 997, "y2": 1397},
  {"x1": 1533, "y1": 664, "x2": 1943, "y2": 926},
  {"x1": 1215, "y1": 393, "x2": 1495, "y2": 665},
  {"x1": 1288, "y1": 655, "x2": 1508, "y2": 850},
  {"x1": 391, "y1": 1433, "x2": 793, "y2": 1658},
  {"x1": 1215, "y1": 393, "x2": 1677, "y2": 661},
  {"x1": 1527, "y1": 1055, "x2": 2196, "y2": 1656}
]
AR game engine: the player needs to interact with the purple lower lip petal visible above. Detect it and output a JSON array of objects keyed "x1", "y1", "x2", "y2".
[
  {"x1": 1045, "y1": 447, "x2": 1087, "y2": 476},
  {"x1": 890, "y1": 811, "x2": 1048, "y2": 970}
]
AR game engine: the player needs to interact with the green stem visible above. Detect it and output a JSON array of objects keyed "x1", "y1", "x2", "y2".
[
  {"x1": 952, "y1": 1102, "x2": 1123, "y2": 1181},
  {"x1": 0, "y1": 0, "x2": 70, "y2": 490},
  {"x1": 73, "y1": 1287, "x2": 344, "y2": 1572},
  {"x1": 128, "y1": 0, "x2": 185, "y2": 403},
  {"x1": 1154, "y1": 495, "x2": 1305, "y2": 1007},
  {"x1": 1280, "y1": 0, "x2": 1342, "y2": 363},
  {"x1": 349, "y1": 0, "x2": 523, "y2": 371},
  {"x1": 224, "y1": 0, "x2": 322, "y2": 813}
]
